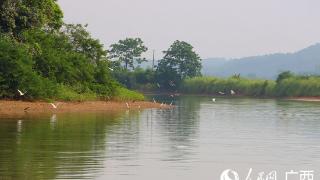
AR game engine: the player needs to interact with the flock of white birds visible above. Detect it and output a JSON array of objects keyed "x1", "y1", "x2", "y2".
[{"x1": 17, "y1": 87, "x2": 232, "y2": 111}]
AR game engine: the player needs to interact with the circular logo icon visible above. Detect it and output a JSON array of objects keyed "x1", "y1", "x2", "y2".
[{"x1": 220, "y1": 169, "x2": 240, "y2": 180}]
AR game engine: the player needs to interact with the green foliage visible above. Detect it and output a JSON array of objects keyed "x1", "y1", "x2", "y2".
[
  {"x1": 0, "y1": 22, "x2": 127, "y2": 101},
  {"x1": 181, "y1": 76, "x2": 276, "y2": 97},
  {"x1": 114, "y1": 87, "x2": 145, "y2": 101},
  {"x1": 108, "y1": 38, "x2": 148, "y2": 70},
  {"x1": 276, "y1": 71, "x2": 294, "y2": 83},
  {"x1": 0, "y1": 1, "x2": 146, "y2": 102},
  {"x1": 0, "y1": 0, "x2": 63, "y2": 37},
  {"x1": 156, "y1": 40, "x2": 202, "y2": 90},
  {"x1": 55, "y1": 84, "x2": 97, "y2": 101},
  {"x1": 275, "y1": 75, "x2": 320, "y2": 97},
  {"x1": 181, "y1": 72, "x2": 320, "y2": 98},
  {"x1": 112, "y1": 68, "x2": 157, "y2": 91},
  {"x1": 23, "y1": 29, "x2": 92, "y2": 84},
  {"x1": 0, "y1": 35, "x2": 57, "y2": 99},
  {"x1": 61, "y1": 24, "x2": 107, "y2": 64}
]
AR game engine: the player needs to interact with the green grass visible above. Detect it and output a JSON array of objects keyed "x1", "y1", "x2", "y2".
[
  {"x1": 275, "y1": 76, "x2": 320, "y2": 97},
  {"x1": 50, "y1": 85, "x2": 145, "y2": 102},
  {"x1": 181, "y1": 76, "x2": 276, "y2": 97},
  {"x1": 113, "y1": 87, "x2": 145, "y2": 101},
  {"x1": 180, "y1": 75, "x2": 320, "y2": 97},
  {"x1": 55, "y1": 85, "x2": 98, "y2": 101}
]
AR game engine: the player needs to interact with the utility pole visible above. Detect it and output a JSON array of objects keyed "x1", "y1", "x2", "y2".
[{"x1": 152, "y1": 49, "x2": 155, "y2": 70}]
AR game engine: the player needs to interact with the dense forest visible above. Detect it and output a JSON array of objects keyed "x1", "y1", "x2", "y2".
[{"x1": 0, "y1": 0, "x2": 145, "y2": 101}]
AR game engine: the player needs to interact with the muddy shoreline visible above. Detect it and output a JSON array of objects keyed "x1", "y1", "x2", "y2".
[{"x1": 0, "y1": 100, "x2": 172, "y2": 119}]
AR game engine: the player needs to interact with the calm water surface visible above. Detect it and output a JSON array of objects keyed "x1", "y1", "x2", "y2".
[{"x1": 0, "y1": 96, "x2": 320, "y2": 179}]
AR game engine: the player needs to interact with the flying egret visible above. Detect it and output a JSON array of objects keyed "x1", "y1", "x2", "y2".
[
  {"x1": 231, "y1": 90, "x2": 236, "y2": 95},
  {"x1": 50, "y1": 103, "x2": 60, "y2": 109},
  {"x1": 17, "y1": 89, "x2": 27, "y2": 96},
  {"x1": 108, "y1": 67, "x2": 114, "y2": 71}
]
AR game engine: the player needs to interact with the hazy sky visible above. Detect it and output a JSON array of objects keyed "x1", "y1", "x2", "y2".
[{"x1": 58, "y1": 0, "x2": 320, "y2": 59}]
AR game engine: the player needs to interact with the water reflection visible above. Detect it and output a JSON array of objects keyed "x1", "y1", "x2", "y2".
[
  {"x1": 154, "y1": 96, "x2": 201, "y2": 163},
  {"x1": 0, "y1": 112, "x2": 126, "y2": 179}
]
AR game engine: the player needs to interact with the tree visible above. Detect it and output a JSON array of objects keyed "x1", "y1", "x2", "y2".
[
  {"x1": 156, "y1": 40, "x2": 202, "y2": 89},
  {"x1": 108, "y1": 38, "x2": 148, "y2": 70},
  {"x1": 0, "y1": 0, "x2": 63, "y2": 37},
  {"x1": 61, "y1": 24, "x2": 107, "y2": 64},
  {"x1": 276, "y1": 71, "x2": 294, "y2": 83},
  {"x1": 0, "y1": 34, "x2": 57, "y2": 99},
  {"x1": 22, "y1": 28, "x2": 117, "y2": 96}
]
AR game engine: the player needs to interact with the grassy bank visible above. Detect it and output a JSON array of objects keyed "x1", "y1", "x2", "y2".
[
  {"x1": 180, "y1": 73, "x2": 320, "y2": 97},
  {"x1": 54, "y1": 85, "x2": 144, "y2": 102},
  {"x1": 181, "y1": 77, "x2": 275, "y2": 96}
]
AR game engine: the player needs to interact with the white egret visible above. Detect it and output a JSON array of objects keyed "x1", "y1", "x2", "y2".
[
  {"x1": 218, "y1": 91, "x2": 225, "y2": 95},
  {"x1": 126, "y1": 102, "x2": 130, "y2": 108},
  {"x1": 17, "y1": 89, "x2": 27, "y2": 96},
  {"x1": 50, "y1": 103, "x2": 60, "y2": 109},
  {"x1": 153, "y1": 98, "x2": 156, "y2": 103},
  {"x1": 212, "y1": 98, "x2": 216, "y2": 102},
  {"x1": 231, "y1": 90, "x2": 236, "y2": 95},
  {"x1": 108, "y1": 67, "x2": 114, "y2": 71}
]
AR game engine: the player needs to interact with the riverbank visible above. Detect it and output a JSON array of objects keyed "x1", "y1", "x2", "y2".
[
  {"x1": 286, "y1": 97, "x2": 320, "y2": 102},
  {"x1": 0, "y1": 100, "x2": 172, "y2": 118}
]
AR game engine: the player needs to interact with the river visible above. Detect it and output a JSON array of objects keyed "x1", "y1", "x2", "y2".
[{"x1": 0, "y1": 96, "x2": 319, "y2": 179}]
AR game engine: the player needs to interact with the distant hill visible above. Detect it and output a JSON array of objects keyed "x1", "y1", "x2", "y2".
[{"x1": 202, "y1": 44, "x2": 320, "y2": 79}]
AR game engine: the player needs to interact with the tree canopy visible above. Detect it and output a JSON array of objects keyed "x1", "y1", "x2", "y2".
[
  {"x1": 108, "y1": 38, "x2": 148, "y2": 70},
  {"x1": 156, "y1": 40, "x2": 202, "y2": 89},
  {"x1": 0, "y1": 0, "x2": 63, "y2": 37}
]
